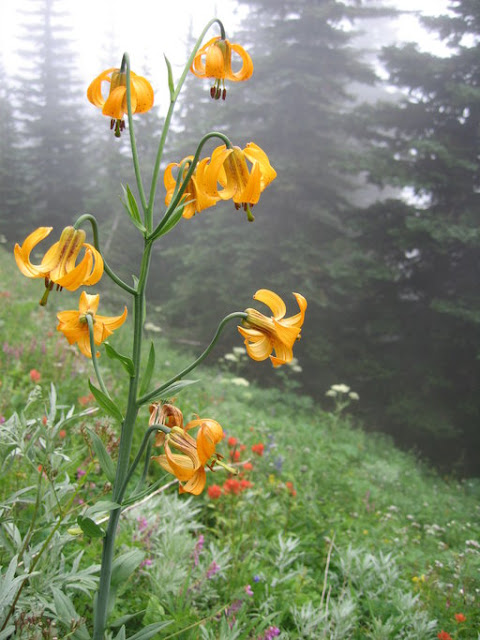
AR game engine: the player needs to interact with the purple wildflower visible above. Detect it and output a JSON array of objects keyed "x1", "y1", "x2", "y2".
[
  {"x1": 245, "y1": 584, "x2": 254, "y2": 596},
  {"x1": 193, "y1": 534, "x2": 205, "y2": 566},
  {"x1": 206, "y1": 561, "x2": 220, "y2": 579},
  {"x1": 253, "y1": 574, "x2": 261, "y2": 583}
]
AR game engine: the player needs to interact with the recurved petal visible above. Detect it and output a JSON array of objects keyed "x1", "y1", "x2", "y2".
[
  {"x1": 131, "y1": 75, "x2": 154, "y2": 113},
  {"x1": 228, "y1": 43, "x2": 254, "y2": 81},
  {"x1": 159, "y1": 450, "x2": 197, "y2": 482},
  {"x1": 253, "y1": 289, "x2": 287, "y2": 320},
  {"x1": 238, "y1": 327, "x2": 273, "y2": 361},
  {"x1": 81, "y1": 245, "x2": 104, "y2": 286},
  {"x1": 203, "y1": 145, "x2": 231, "y2": 197},
  {"x1": 87, "y1": 68, "x2": 117, "y2": 107},
  {"x1": 179, "y1": 467, "x2": 207, "y2": 495},
  {"x1": 270, "y1": 341, "x2": 293, "y2": 367},
  {"x1": 54, "y1": 251, "x2": 92, "y2": 290},
  {"x1": 96, "y1": 306, "x2": 128, "y2": 332},
  {"x1": 14, "y1": 227, "x2": 53, "y2": 277},
  {"x1": 190, "y1": 37, "x2": 220, "y2": 78},
  {"x1": 243, "y1": 143, "x2": 277, "y2": 189},
  {"x1": 102, "y1": 86, "x2": 138, "y2": 119},
  {"x1": 233, "y1": 160, "x2": 261, "y2": 205},
  {"x1": 272, "y1": 319, "x2": 301, "y2": 349},
  {"x1": 281, "y1": 293, "x2": 308, "y2": 329},
  {"x1": 193, "y1": 420, "x2": 224, "y2": 464}
]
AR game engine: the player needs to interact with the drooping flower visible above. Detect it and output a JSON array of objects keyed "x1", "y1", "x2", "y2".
[
  {"x1": 164, "y1": 156, "x2": 219, "y2": 219},
  {"x1": 152, "y1": 414, "x2": 224, "y2": 495},
  {"x1": 238, "y1": 289, "x2": 307, "y2": 367},
  {"x1": 57, "y1": 292, "x2": 127, "y2": 358},
  {"x1": 201, "y1": 143, "x2": 276, "y2": 220},
  {"x1": 14, "y1": 227, "x2": 104, "y2": 306},
  {"x1": 87, "y1": 67, "x2": 154, "y2": 136},
  {"x1": 191, "y1": 36, "x2": 253, "y2": 99}
]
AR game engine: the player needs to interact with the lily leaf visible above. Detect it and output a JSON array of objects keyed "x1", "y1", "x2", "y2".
[
  {"x1": 88, "y1": 381, "x2": 124, "y2": 423},
  {"x1": 87, "y1": 428, "x2": 116, "y2": 483},
  {"x1": 141, "y1": 379, "x2": 199, "y2": 405},
  {"x1": 84, "y1": 500, "x2": 121, "y2": 519},
  {"x1": 121, "y1": 184, "x2": 146, "y2": 233},
  {"x1": 111, "y1": 549, "x2": 145, "y2": 586},
  {"x1": 164, "y1": 54, "x2": 174, "y2": 99},
  {"x1": 104, "y1": 342, "x2": 135, "y2": 377},
  {"x1": 129, "y1": 621, "x2": 172, "y2": 640},
  {"x1": 77, "y1": 515, "x2": 105, "y2": 538},
  {"x1": 139, "y1": 341, "x2": 156, "y2": 397}
]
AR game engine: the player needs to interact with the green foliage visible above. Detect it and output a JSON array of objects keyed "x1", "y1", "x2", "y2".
[{"x1": 1, "y1": 250, "x2": 479, "y2": 637}]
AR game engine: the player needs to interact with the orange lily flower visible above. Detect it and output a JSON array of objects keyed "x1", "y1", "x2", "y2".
[
  {"x1": 164, "y1": 155, "x2": 219, "y2": 219},
  {"x1": 14, "y1": 226, "x2": 104, "y2": 306},
  {"x1": 57, "y1": 292, "x2": 127, "y2": 358},
  {"x1": 152, "y1": 413, "x2": 224, "y2": 495},
  {"x1": 201, "y1": 143, "x2": 276, "y2": 220},
  {"x1": 87, "y1": 67, "x2": 154, "y2": 136},
  {"x1": 191, "y1": 36, "x2": 253, "y2": 99},
  {"x1": 238, "y1": 289, "x2": 307, "y2": 367}
]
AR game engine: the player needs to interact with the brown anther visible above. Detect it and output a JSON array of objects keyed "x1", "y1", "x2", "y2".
[
  {"x1": 222, "y1": 88, "x2": 227, "y2": 100},
  {"x1": 210, "y1": 86, "x2": 216, "y2": 99}
]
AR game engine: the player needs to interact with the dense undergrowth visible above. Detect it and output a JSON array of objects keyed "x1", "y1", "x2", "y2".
[{"x1": 1, "y1": 249, "x2": 479, "y2": 639}]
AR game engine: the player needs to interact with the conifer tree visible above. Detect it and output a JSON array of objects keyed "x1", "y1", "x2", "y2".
[
  {"x1": 14, "y1": 0, "x2": 86, "y2": 228},
  {"x1": 348, "y1": 0, "x2": 480, "y2": 471}
]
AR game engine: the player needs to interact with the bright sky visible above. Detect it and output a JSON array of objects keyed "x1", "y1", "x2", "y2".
[
  {"x1": 0, "y1": 0, "x2": 247, "y2": 102},
  {"x1": 0, "y1": 0, "x2": 453, "y2": 99}
]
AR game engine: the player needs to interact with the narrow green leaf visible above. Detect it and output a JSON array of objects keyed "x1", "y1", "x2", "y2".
[
  {"x1": 139, "y1": 342, "x2": 156, "y2": 397},
  {"x1": 141, "y1": 379, "x2": 199, "y2": 405},
  {"x1": 87, "y1": 429, "x2": 116, "y2": 483},
  {"x1": 52, "y1": 586, "x2": 78, "y2": 621},
  {"x1": 151, "y1": 203, "x2": 187, "y2": 240},
  {"x1": 88, "y1": 381, "x2": 123, "y2": 423},
  {"x1": 164, "y1": 54, "x2": 174, "y2": 98},
  {"x1": 111, "y1": 549, "x2": 145, "y2": 586},
  {"x1": 77, "y1": 515, "x2": 105, "y2": 538},
  {"x1": 129, "y1": 621, "x2": 172, "y2": 640},
  {"x1": 114, "y1": 627, "x2": 126, "y2": 640},
  {"x1": 104, "y1": 342, "x2": 135, "y2": 377},
  {"x1": 121, "y1": 184, "x2": 146, "y2": 233},
  {"x1": 84, "y1": 500, "x2": 121, "y2": 519}
]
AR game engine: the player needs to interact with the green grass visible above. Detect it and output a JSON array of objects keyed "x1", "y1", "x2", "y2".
[{"x1": 1, "y1": 248, "x2": 479, "y2": 639}]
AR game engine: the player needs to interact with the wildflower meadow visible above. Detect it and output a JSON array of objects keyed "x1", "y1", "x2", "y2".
[{"x1": 1, "y1": 15, "x2": 479, "y2": 640}]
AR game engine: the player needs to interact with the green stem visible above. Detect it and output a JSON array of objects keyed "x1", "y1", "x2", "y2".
[
  {"x1": 123, "y1": 53, "x2": 148, "y2": 217},
  {"x1": 146, "y1": 18, "x2": 226, "y2": 232},
  {"x1": 74, "y1": 214, "x2": 136, "y2": 295},
  {"x1": 137, "y1": 311, "x2": 247, "y2": 406},
  {"x1": 86, "y1": 314, "x2": 110, "y2": 398},
  {"x1": 93, "y1": 240, "x2": 153, "y2": 640},
  {"x1": 119, "y1": 425, "x2": 168, "y2": 499}
]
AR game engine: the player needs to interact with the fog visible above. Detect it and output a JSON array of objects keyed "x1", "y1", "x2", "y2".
[{"x1": 1, "y1": 0, "x2": 479, "y2": 475}]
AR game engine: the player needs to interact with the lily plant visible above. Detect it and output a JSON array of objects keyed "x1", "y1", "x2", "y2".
[{"x1": 13, "y1": 18, "x2": 306, "y2": 640}]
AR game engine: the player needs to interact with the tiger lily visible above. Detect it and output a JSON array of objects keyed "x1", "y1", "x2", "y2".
[
  {"x1": 238, "y1": 289, "x2": 307, "y2": 367},
  {"x1": 57, "y1": 292, "x2": 127, "y2": 358},
  {"x1": 191, "y1": 36, "x2": 253, "y2": 99},
  {"x1": 152, "y1": 414, "x2": 224, "y2": 495},
  {"x1": 87, "y1": 67, "x2": 154, "y2": 136},
  {"x1": 14, "y1": 226, "x2": 104, "y2": 306},
  {"x1": 164, "y1": 156, "x2": 219, "y2": 219},
  {"x1": 201, "y1": 143, "x2": 276, "y2": 220}
]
